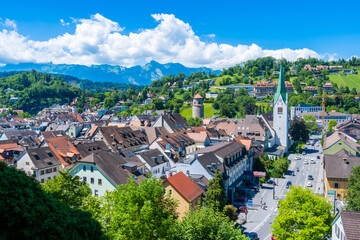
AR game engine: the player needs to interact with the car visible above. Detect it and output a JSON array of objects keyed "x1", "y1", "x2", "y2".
[
  {"x1": 265, "y1": 179, "x2": 275, "y2": 185},
  {"x1": 286, "y1": 181, "x2": 292, "y2": 188},
  {"x1": 308, "y1": 175, "x2": 314, "y2": 180},
  {"x1": 295, "y1": 156, "x2": 301, "y2": 160},
  {"x1": 304, "y1": 160, "x2": 309, "y2": 164},
  {"x1": 310, "y1": 159, "x2": 315, "y2": 164},
  {"x1": 245, "y1": 232, "x2": 259, "y2": 240},
  {"x1": 317, "y1": 155, "x2": 321, "y2": 159},
  {"x1": 302, "y1": 151, "x2": 307, "y2": 155},
  {"x1": 306, "y1": 182, "x2": 313, "y2": 187}
]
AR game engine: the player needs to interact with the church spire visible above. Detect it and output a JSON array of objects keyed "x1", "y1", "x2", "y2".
[{"x1": 274, "y1": 65, "x2": 288, "y2": 104}]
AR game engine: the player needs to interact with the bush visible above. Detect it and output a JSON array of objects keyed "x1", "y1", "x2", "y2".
[{"x1": 223, "y1": 205, "x2": 238, "y2": 222}]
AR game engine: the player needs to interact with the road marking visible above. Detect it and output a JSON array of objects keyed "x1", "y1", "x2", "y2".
[{"x1": 250, "y1": 207, "x2": 275, "y2": 233}]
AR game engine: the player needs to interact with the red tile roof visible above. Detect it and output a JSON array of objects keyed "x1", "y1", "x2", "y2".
[
  {"x1": 193, "y1": 93, "x2": 203, "y2": 99},
  {"x1": 164, "y1": 171, "x2": 204, "y2": 202}
]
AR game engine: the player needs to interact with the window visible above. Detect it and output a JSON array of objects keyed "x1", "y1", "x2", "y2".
[
  {"x1": 334, "y1": 183, "x2": 339, "y2": 188},
  {"x1": 94, "y1": 190, "x2": 98, "y2": 197},
  {"x1": 55, "y1": 146, "x2": 58, "y2": 150},
  {"x1": 83, "y1": 166, "x2": 86, "y2": 171},
  {"x1": 41, "y1": 179, "x2": 45, "y2": 183},
  {"x1": 47, "y1": 152, "x2": 53, "y2": 157},
  {"x1": 67, "y1": 145, "x2": 71, "y2": 148},
  {"x1": 53, "y1": 167, "x2": 57, "y2": 172},
  {"x1": 169, "y1": 189, "x2": 172, "y2": 196},
  {"x1": 26, "y1": 162, "x2": 30, "y2": 165},
  {"x1": 278, "y1": 107, "x2": 283, "y2": 114},
  {"x1": 40, "y1": 170, "x2": 45, "y2": 175},
  {"x1": 72, "y1": 157, "x2": 76, "y2": 161},
  {"x1": 98, "y1": 179, "x2": 102, "y2": 185},
  {"x1": 34, "y1": 155, "x2": 40, "y2": 160},
  {"x1": 83, "y1": 177, "x2": 87, "y2": 182},
  {"x1": 48, "y1": 177, "x2": 51, "y2": 180},
  {"x1": 91, "y1": 178, "x2": 94, "y2": 184},
  {"x1": 91, "y1": 166, "x2": 94, "y2": 172}
]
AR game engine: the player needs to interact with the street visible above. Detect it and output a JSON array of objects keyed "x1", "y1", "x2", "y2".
[{"x1": 240, "y1": 136, "x2": 324, "y2": 239}]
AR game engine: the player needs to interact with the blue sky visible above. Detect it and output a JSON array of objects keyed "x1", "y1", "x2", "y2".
[{"x1": 0, "y1": 0, "x2": 359, "y2": 68}]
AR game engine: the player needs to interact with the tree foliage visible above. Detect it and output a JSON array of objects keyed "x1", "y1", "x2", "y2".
[
  {"x1": 223, "y1": 204, "x2": 238, "y2": 222},
  {"x1": 187, "y1": 117, "x2": 203, "y2": 127},
  {"x1": 345, "y1": 165, "x2": 360, "y2": 211},
  {"x1": 42, "y1": 171, "x2": 93, "y2": 209},
  {"x1": 98, "y1": 177, "x2": 178, "y2": 240},
  {"x1": 327, "y1": 119, "x2": 337, "y2": 132},
  {"x1": 175, "y1": 206, "x2": 246, "y2": 240},
  {"x1": 205, "y1": 169, "x2": 226, "y2": 212},
  {"x1": 272, "y1": 186, "x2": 333, "y2": 240},
  {"x1": 0, "y1": 162, "x2": 104, "y2": 240},
  {"x1": 290, "y1": 116, "x2": 310, "y2": 143},
  {"x1": 303, "y1": 115, "x2": 319, "y2": 132}
]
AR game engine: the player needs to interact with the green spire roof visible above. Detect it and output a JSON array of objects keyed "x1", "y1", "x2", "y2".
[{"x1": 274, "y1": 65, "x2": 288, "y2": 103}]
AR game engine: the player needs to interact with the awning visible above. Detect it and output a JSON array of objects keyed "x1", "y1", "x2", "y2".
[{"x1": 244, "y1": 171, "x2": 266, "y2": 178}]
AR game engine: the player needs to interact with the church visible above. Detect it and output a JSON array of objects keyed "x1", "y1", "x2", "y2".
[{"x1": 272, "y1": 65, "x2": 289, "y2": 152}]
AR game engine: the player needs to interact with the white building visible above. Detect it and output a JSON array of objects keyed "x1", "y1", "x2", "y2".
[
  {"x1": 273, "y1": 65, "x2": 289, "y2": 151},
  {"x1": 332, "y1": 211, "x2": 360, "y2": 240},
  {"x1": 15, "y1": 147, "x2": 62, "y2": 183},
  {"x1": 137, "y1": 149, "x2": 170, "y2": 179},
  {"x1": 290, "y1": 104, "x2": 323, "y2": 120}
]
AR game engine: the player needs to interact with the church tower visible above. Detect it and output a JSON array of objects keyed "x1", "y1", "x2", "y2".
[
  {"x1": 273, "y1": 65, "x2": 289, "y2": 151},
  {"x1": 192, "y1": 94, "x2": 204, "y2": 118}
]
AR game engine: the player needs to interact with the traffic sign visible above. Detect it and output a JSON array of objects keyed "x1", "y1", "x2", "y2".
[
  {"x1": 248, "y1": 200, "x2": 253, "y2": 206},
  {"x1": 328, "y1": 190, "x2": 336, "y2": 196}
]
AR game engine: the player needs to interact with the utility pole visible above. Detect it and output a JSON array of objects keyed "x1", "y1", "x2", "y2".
[{"x1": 273, "y1": 178, "x2": 275, "y2": 200}]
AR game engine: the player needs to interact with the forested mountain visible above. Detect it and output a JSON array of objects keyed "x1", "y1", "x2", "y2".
[
  {"x1": 0, "y1": 60, "x2": 220, "y2": 85},
  {"x1": 0, "y1": 70, "x2": 84, "y2": 114}
]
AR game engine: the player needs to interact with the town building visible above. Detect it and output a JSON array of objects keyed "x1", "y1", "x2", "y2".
[
  {"x1": 303, "y1": 86, "x2": 318, "y2": 95},
  {"x1": 332, "y1": 211, "x2": 360, "y2": 240},
  {"x1": 254, "y1": 78, "x2": 293, "y2": 98},
  {"x1": 163, "y1": 171, "x2": 204, "y2": 219},
  {"x1": 192, "y1": 94, "x2": 204, "y2": 119},
  {"x1": 323, "y1": 131, "x2": 360, "y2": 156},
  {"x1": 336, "y1": 119, "x2": 360, "y2": 140},
  {"x1": 137, "y1": 149, "x2": 170, "y2": 179},
  {"x1": 299, "y1": 111, "x2": 350, "y2": 129},
  {"x1": 69, "y1": 150, "x2": 145, "y2": 196},
  {"x1": 290, "y1": 104, "x2": 323, "y2": 120},
  {"x1": 15, "y1": 147, "x2": 61, "y2": 183},
  {"x1": 324, "y1": 150, "x2": 360, "y2": 200},
  {"x1": 323, "y1": 82, "x2": 334, "y2": 92},
  {"x1": 205, "y1": 92, "x2": 219, "y2": 99},
  {"x1": 152, "y1": 112, "x2": 190, "y2": 133}
]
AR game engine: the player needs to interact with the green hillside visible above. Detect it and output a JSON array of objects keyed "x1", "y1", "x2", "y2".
[{"x1": 329, "y1": 73, "x2": 360, "y2": 91}]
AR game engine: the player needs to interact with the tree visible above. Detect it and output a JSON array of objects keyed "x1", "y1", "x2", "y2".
[
  {"x1": 205, "y1": 169, "x2": 226, "y2": 212},
  {"x1": 272, "y1": 186, "x2": 333, "y2": 240},
  {"x1": 175, "y1": 206, "x2": 246, "y2": 240},
  {"x1": 151, "y1": 98, "x2": 165, "y2": 110},
  {"x1": 289, "y1": 117, "x2": 310, "y2": 143},
  {"x1": 303, "y1": 115, "x2": 319, "y2": 132},
  {"x1": 252, "y1": 66, "x2": 259, "y2": 77},
  {"x1": 187, "y1": 117, "x2": 202, "y2": 127},
  {"x1": 223, "y1": 204, "x2": 238, "y2": 222},
  {"x1": 104, "y1": 97, "x2": 115, "y2": 108},
  {"x1": 345, "y1": 165, "x2": 360, "y2": 211},
  {"x1": 98, "y1": 177, "x2": 178, "y2": 239},
  {"x1": 42, "y1": 171, "x2": 93, "y2": 209},
  {"x1": 0, "y1": 162, "x2": 104, "y2": 240},
  {"x1": 327, "y1": 119, "x2": 337, "y2": 131}
]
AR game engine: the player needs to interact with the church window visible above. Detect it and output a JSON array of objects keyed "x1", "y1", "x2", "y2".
[{"x1": 278, "y1": 107, "x2": 283, "y2": 114}]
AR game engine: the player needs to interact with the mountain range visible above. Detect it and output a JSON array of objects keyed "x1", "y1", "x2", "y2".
[{"x1": 0, "y1": 61, "x2": 220, "y2": 85}]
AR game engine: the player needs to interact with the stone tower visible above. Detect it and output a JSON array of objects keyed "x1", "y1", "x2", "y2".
[
  {"x1": 273, "y1": 65, "x2": 289, "y2": 151},
  {"x1": 192, "y1": 93, "x2": 204, "y2": 118}
]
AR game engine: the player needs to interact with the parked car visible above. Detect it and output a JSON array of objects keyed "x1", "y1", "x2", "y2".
[
  {"x1": 310, "y1": 159, "x2": 315, "y2": 164},
  {"x1": 295, "y1": 156, "x2": 301, "y2": 160},
  {"x1": 302, "y1": 151, "x2": 307, "y2": 155},
  {"x1": 308, "y1": 175, "x2": 314, "y2": 180},
  {"x1": 286, "y1": 181, "x2": 292, "y2": 188},
  {"x1": 245, "y1": 232, "x2": 259, "y2": 240},
  {"x1": 306, "y1": 182, "x2": 313, "y2": 187},
  {"x1": 317, "y1": 155, "x2": 321, "y2": 159},
  {"x1": 265, "y1": 179, "x2": 275, "y2": 185},
  {"x1": 304, "y1": 160, "x2": 309, "y2": 164}
]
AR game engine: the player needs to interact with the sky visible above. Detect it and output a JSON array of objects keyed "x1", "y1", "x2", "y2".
[{"x1": 0, "y1": 0, "x2": 359, "y2": 69}]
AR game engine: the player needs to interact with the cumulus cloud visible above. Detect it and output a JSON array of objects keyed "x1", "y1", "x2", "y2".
[
  {"x1": 0, "y1": 18, "x2": 17, "y2": 30},
  {"x1": 0, "y1": 13, "x2": 323, "y2": 69}
]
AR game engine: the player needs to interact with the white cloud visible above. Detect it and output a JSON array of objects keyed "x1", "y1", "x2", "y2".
[
  {"x1": 0, "y1": 18, "x2": 17, "y2": 30},
  {"x1": 60, "y1": 19, "x2": 70, "y2": 26},
  {"x1": 0, "y1": 13, "x2": 324, "y2": 69},
  {"x1": 205, "y1": 34, "x2": 216, "y2": 38}
]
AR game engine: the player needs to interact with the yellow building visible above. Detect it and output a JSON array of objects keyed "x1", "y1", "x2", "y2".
[
  {"x1": 163, "y1": 171, "x2": 204, "y2": 219},
  {"x1": 324, "y1": 150, "x2": 360, "y2": 201}
]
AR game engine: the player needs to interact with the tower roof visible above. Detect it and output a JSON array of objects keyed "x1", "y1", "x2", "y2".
[
  {"x1": 193, "y1": 93, "x2": 203, "y2": 99},
  {"x1": 274, "y1": 65, "x2": 288, "y2": 103}
]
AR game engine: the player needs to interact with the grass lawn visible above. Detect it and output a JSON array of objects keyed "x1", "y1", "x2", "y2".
[
  {"x1": 329, "y1": 73, "x2": 360, "y2": 91},
  {"x1": 180, "y1": 103, "x2": 217, "y2": 119}
]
